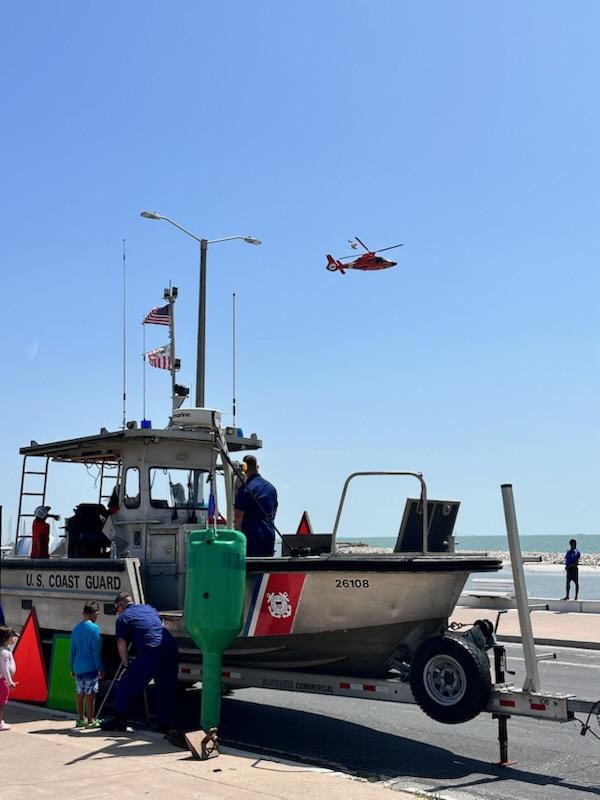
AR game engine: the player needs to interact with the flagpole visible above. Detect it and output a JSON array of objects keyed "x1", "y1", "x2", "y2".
[
  {"x1": 142, "y1": 321, "x2": 147, "y2": 422},
  {"x1": 163, "y1": 281, "x2": 178, "y2": 413},
  {"x1": 122, "y1": 239, "x2": 127, "y2": 430},
  {"x1": 169, "y1": 286, "x2": 177, "y2": 411}
]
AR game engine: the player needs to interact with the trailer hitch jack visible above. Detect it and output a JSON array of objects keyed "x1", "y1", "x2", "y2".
[{"x1": 492, "y1": 643, "x2": 516, "y2": 766}]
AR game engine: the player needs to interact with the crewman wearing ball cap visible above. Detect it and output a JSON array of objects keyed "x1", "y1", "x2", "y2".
[
  {"x1": 100, "y1": 592, "x2": 180, "y2": 734},
  {"x1": 30, "y1": 505, "x2": 61, "y2": 559},
  {"x1": 234, "y1": 455, "x2": 278, "y2": 556}
]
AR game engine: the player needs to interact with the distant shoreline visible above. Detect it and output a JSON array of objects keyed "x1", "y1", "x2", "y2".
[{"x1": 336, "y1": 542, "x2": 600, "y2": 568}]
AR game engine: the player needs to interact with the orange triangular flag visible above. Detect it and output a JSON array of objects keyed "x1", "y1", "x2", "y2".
[
  {"x1": 296, "y1": 511, "x2": 313, "y2": 535},
  {"x1": 11, "y1": 607, "x2": 49, "y2": 703}
]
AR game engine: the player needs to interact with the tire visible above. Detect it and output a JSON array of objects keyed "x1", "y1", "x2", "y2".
[{"x1": 409, "y1": 634, "x2": 491, "y2": 724}]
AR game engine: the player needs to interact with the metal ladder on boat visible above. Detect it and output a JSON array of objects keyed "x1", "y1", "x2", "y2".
[
  {"x1": 98, "y1": 462, "x2": 121, "y2": 508},
  {"x1": 15, "y1": 455, "x2": 50, "y2": 553}
]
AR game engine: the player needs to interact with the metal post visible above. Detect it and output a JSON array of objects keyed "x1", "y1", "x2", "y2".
[
  {"x1": 167, "y1": 287, "x2": 178, "y2": 414},
  {"x1": 501, "y1": 483, "x2": 540, "y2": 693},
  {"x1": 142, "y1": 323, "x2": 147, "y2": 421},
  {"x1": 492, "y1": 644, "x2": 514, "y2": 765},
  {"x1": 232, "y1": 292, "x2": 237, "y2": 429},
  {"x1": 196, "y1": 239, "x2": 208, "y2": 408},
  {"x1": 122, "y1": 239, "x2": 127, "y2": 430}
]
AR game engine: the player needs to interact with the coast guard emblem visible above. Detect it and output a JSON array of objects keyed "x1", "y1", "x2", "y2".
[{"x1": 266, "y1": 591, "x2": 292, "y2": 618}]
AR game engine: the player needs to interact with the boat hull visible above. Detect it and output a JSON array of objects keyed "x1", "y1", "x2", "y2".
[
  {"x1": 0, "y1": 554, "x2": 500, "y2": 676},
  {"x1": 173, "y1": 555, "x2": 499, "y2": 674}
]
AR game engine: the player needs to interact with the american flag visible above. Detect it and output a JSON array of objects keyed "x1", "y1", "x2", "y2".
[
  {"x1": 147, "y1": 344, "x2": 172, "y2": 370},
  {"x1": 143, "y1": 305, "x2": 170, "y2": 326}
]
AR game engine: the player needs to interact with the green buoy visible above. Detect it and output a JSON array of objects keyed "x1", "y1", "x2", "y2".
[{"x1": 184, "y1": 528, "x2": 246, "y2": 758}]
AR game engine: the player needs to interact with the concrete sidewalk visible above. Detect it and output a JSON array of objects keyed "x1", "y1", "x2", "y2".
[
  {"x1": 2, "y1": 703, "x2": 415, "y2": 800},
  {"x1": 453, "y1": 606, "x2": 600, "y2": 650}
]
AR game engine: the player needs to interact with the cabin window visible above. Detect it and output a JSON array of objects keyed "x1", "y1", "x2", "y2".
[
  {"x1": 124, "y1": 467, "x2": 140, "y2": 509},
  {"x1": 149, "y1": 467, "x2": 209, "y2": 510}
]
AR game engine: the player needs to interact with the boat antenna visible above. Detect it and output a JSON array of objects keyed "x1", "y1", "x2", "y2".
[
  {"x1": 232, "y1": 291, "x2": 237, "y2": 428},
  {"x1": 122, "y1": 238, "x2": 127, "y2": 430}
]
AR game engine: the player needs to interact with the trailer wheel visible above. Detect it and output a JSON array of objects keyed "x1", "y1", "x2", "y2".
[{"x1": 409, "y1": 635, "x2": 491, "y2": 724}]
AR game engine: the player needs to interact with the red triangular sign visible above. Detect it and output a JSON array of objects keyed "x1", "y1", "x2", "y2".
[
  {"x1": 296, "y1": 511, "x2": 313, "y2": 535},
  {"x1": 208, "y1": 513, "x2": 227, "y2": 526},
  {"x1": 10, "y1": 607, "x2": 49, "y2": 703}
]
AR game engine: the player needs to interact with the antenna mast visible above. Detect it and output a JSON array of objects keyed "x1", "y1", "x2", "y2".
[
  {"x1": 164, "y1": 285, "x2": 179, "y2": 414},
  {"x1": 232, "y1": 292, "x2": 237, "y2": 428},
  {"x1": 122, "y1": 239, "x2": 127, "y2": 429}
]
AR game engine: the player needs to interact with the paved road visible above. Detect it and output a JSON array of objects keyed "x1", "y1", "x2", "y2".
[{"x1": 209, "y1": 643, "x2": 600, "y2": 800}]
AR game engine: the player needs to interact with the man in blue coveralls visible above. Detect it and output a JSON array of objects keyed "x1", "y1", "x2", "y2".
[
  {"x1": 234, "y1": 455, "x2": 278, "y2": 556},
  {"x1": 100, "y1": 592, "x2": 179, "y2": 732}
]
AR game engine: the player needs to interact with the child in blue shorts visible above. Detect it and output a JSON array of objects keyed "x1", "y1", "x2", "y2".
[{"x1": 70, "y1": 601, "x2": 104, "y2": 728}]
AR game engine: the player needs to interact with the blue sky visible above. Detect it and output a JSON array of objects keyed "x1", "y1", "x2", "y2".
[{"x1": 1, "y1": 2, "x2": 599, "y2": 541}]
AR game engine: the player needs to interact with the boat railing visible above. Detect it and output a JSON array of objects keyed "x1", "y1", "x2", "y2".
[{"x1": 331, "y1": 471, "x2": 428, "y2": 553}]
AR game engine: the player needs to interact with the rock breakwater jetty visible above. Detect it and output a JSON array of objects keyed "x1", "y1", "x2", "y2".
[{"x1": 336, "y1": 542, "x2": 600, "y2": 567}]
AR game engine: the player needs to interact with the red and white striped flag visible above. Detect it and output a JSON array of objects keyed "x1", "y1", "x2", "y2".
[
  {"x1": 146, "y1": 344, "x2": 172, "y2": 370},
  {"x1": 143, "y1": 305, "x2": 170, "y2": 326}
]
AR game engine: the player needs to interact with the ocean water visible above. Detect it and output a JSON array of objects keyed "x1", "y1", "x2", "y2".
[
  {"x1": 338, "y1": 533, "x2": 600, "y2": 599},
  {"x1": 339, "y1": 534, "x2": 600, "y2": 554}
]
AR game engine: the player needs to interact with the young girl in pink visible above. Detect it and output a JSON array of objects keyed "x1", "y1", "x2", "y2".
[{"x1": 0, "y1": 626, "x2": 18, "y2": 731}]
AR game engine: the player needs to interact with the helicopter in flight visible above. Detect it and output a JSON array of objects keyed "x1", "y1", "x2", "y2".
[{"x1": 325, "y1": 237, "x2": 404, "y2": 275}]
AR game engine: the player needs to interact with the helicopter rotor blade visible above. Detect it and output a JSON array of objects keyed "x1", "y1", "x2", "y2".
[
  {"x1": 375, "y1": 243, "x2": 404, "y2": 254},
  {"x1": 354, "y1": 236, "x2": 370, "y2": 252},
  {"x1": 337, "y1": 255, "x2": 359, "y2": 261}
]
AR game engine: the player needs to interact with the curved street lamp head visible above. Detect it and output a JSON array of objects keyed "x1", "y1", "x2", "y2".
[
  {"x1": 243, "y1": 236, "x2": 262, "y2": 245},
  {"x1": 140, "y1": 210, "x2": 162, "y2": 220}
]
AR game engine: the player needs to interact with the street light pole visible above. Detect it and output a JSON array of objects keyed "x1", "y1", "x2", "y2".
[
  {"x1": 197, "y1": 238, "x2": 208, "y2": 408},
  {"x1": 140, "y1": 211, "x2": 261, "y2": 409}
]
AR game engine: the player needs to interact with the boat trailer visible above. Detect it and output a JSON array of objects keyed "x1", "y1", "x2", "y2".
[{"x1": 176, "y1": 484, "x2": 600, "y2": 763}]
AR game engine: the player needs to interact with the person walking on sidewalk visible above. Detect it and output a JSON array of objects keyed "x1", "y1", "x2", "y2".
[
  {"x1": 70, "y1": 601, "x2": 104, "y2": 728},
  {"x1": 0, "y1": 627, "x2": 18, "y2": 731},
  {"x1": 562, "y1": 538, "x2": 581, "y2": 601}
]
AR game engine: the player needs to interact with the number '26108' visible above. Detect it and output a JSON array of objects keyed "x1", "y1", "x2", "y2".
[{"x1": 335, "y1": 579, "x2": 370, "y2": 589}]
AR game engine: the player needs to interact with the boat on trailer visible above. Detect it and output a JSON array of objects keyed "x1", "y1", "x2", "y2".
[{"x1": 1, "y1": 408, "x2": 501, "y2": 705}]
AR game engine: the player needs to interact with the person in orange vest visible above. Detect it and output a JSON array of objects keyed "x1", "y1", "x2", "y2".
[{"x1": 30, "y1": 506, "x2": 61, "y2": 559}]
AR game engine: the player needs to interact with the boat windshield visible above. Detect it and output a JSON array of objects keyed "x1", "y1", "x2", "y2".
[{"x1": 149, "y1": 467, "x2": 209, "y2": 510}]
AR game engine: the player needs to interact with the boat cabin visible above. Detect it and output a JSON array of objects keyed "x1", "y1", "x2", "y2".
[{"x1": 14, "y1": 411, "x2": 261, "y2": 610}]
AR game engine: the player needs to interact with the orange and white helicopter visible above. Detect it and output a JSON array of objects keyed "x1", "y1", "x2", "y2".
[{"x1": 325, "y1": 237, "x2": 404, "y2": 275}]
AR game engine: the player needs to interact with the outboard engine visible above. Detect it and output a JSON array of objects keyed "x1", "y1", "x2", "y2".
[{"x1": 66, "y1": 503, "x2": 111, "y2": 558}]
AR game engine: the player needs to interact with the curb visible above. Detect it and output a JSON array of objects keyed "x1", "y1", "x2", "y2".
[{"x1": 497, "y1": 634, "x2": 600, "y2": 651}]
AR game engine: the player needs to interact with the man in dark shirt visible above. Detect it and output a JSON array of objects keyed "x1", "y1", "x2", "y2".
[
  {"x1": 562, "y1": 539, "x2": 581, "y2": 601},
  {"x1": 234, "y1": 455, "x2": 278, "y2": 556},
  {"x1": 100, "y1": 592, "x2": 179, "y2": 731}
]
